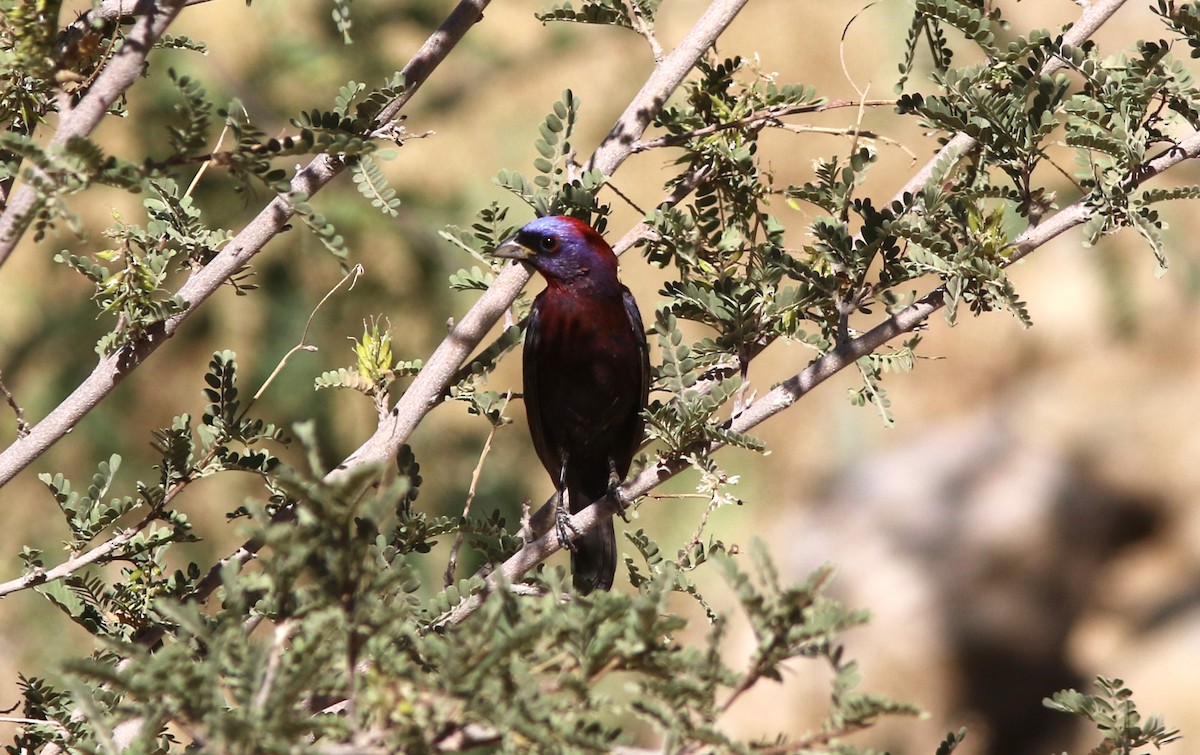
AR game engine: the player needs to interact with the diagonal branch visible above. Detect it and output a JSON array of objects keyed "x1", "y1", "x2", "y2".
[
  {"x1": 334, "y1": 0, "x2": 751, "y2": 480},
  {"x1": 0, "y1": 507, "x2": 161, "y2": 598},
  {"x1": 440, "y1": 125, "x2": 1200, "y2": 628},
  {"x1": 629, "y1": 99, "x2": 896, "y2": 153},
  {"x1": 585, "y1": 0, "x2": 750, "y2": 177},
  {"x1": 172, "y1": 0, "x2": 754, "y2": 622},
  {"x1": 0, "y1": 0, "x2": 494, "y2": 490},
  {"x1": 0, "y1": 0, "x2": 192, "y2": 264},
  {"x1": 167, "y1": 0, "x2": 1132, "y2": 625}
]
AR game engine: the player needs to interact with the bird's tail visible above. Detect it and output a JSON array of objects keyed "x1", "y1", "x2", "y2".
[{"x1": 567, "y1": 483, "x2": 617, "y2": 593}]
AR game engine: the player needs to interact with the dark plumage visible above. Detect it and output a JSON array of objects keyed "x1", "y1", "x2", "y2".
[{"x1": 494, "y1": 216, "x2": 650, "y2": 592}]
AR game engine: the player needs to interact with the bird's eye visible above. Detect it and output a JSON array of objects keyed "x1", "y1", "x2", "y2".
[{"x1": 539, "y1": 236, "x2": 560, "y2": 254}]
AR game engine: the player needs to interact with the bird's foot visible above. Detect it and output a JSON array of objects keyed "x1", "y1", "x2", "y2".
[
  {"x1": 555, "y1": 505, "x2": 580, "y2": 552},
  {"x1": 608, "y1": 466, "x2": 631, "y2": 523}
]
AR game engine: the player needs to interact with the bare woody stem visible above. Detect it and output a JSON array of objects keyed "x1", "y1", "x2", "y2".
[
  {"x1": 585, "y1": 0, "x2": 751, "y2": 178},
  {"x1": 0, "y1": 0, "x2": 494, "y2": 490}
]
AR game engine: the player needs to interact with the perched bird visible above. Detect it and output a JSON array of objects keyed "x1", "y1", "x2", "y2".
[{"x1": 494, "y1": 216, "x2": 650, "y2": 593}]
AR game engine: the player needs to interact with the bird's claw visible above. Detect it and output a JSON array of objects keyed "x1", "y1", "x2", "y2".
[
  {"x1": 608, "y1": 478, "x2": 631, "y2": 523},
  {"x1": 555, "y1": 506, "x2": 580, "y2": 552}
]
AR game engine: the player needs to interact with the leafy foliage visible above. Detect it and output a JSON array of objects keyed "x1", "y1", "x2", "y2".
[
  {"x1": 1045, "y1": 677, "x2": 1183, "y2": 753},
  {"x1": 537, "y1": 0, "x2": 661, "y2": 30},
  {"x1": 496, "y1": 89, "x2": 611, "y2": 228},
  {"x1": 315, "y1": 319, "x2": 422, "y2": 414},
  {"x1": 13, "y1": 352, "x2": 286, "y2": 659},
  {"x1": 0, "y1": 0, "x2": 1191, "y2": 752}
]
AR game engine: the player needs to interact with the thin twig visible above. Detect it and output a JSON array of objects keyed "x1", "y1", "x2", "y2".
[
  {"x1": 777, "y1": 124, "x2": 917, "y2": 160},
  {"x1": 251, "y1": 620, "x2": 294, "y2": 714},
  {"x1": 0, "y1": 716, "x2": 72, "y2": 739},
  {"x1": 836, "y1": 87, "x2": 877, "y2": 343},
  {"x1": 682, "y1": 497, "x2": 721, "y2": 555},
  {"x1": 630, "y1": 99, "x2": 895, "y2": 153},
  {"x1": 0, "y1": 514, "x2": 155, "y2": 598},
  {"x1": 0, "y1": 370, "x2": 29, "y2": 438},
  {"x1": 238, "y1": 264, "x2": 364, "y2": 422},
  {"x1": 628, "y1": 0, "x2": 664, "y2": 63},
  {"x1": 603, "y1": 179, "x2": 648, "y2": 216},
  {"x1": 444, "y1": 399, "x2": 507, "y2": 587},
  {"x1": 185, "y1": 120, "x2": 231, "y2": 199}
]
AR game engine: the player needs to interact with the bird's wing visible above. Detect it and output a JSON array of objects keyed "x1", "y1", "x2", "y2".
[
  {"x1": 522, "y1": 299, "x2": 554, "y2": 484},
  {"x1": 622, "y1": 288, "x2": 651, "y2": 411}
]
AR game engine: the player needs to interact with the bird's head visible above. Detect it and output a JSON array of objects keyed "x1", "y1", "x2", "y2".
[{"x1": 493, "y1": 215, "x2": 619, "y2": 288}]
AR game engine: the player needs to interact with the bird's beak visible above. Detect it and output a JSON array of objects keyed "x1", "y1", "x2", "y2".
[{"x1": 493, "y1": 237, "x2": 536, "y2": 262}]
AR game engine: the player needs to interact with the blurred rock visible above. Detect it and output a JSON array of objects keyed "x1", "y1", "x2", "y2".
[{"x1": 767, "y1": 408, "x2": 1166, "y2": 755}]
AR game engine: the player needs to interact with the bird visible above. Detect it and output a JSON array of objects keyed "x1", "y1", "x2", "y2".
[{"x1": 494, "y1": 215, "x2": 650, "y2": 593}]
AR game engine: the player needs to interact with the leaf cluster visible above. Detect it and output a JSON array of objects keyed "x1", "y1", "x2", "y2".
[
  {"x1": 495, "y1": 89, "x2": 610, "y2": 227},
  {"x1": 17, "y1": 353, "x2": 285, "y2": 648},
  {"x1": 536, "y1": 0, "x2": 661, "y2": 31},
  {"x1": 1045, "y1": 676, "x2": 1183, "y2": 754}
]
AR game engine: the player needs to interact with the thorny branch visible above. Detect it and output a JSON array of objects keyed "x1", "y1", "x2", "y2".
[{"x1": 444, "y1": 407, "x2": 506, "y2": 588}]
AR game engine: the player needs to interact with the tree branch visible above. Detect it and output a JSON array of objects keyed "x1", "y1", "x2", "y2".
[
  {"x1": 584, "y1": 0, "x2": 751, "y2": 177},
  {"x1": 0, "y1": 0, "x2": 192, "y2": 265},
  {"x1": 436, "y1": 123, "x2": 1200, "y2": 630},
  {"x1": 0, "y1": 370, "x2": 29, "y2": 438},
  {"x1": 0, "y1": 0, "x2": 494, "y2": 489},
  {"x1": 0, "y1": 509, "x2": 159, "y2": 598},
  {"x1": 333, "y1": 0, "x2": 751, "y2": 480},
  {"x1": 166, "y1": 0, "x2": 753, "y2": 626}
]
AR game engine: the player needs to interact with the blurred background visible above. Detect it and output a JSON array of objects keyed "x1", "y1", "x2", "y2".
[{"x1": 0, "y1": 0, "x2": 1197, "y2": 752}]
